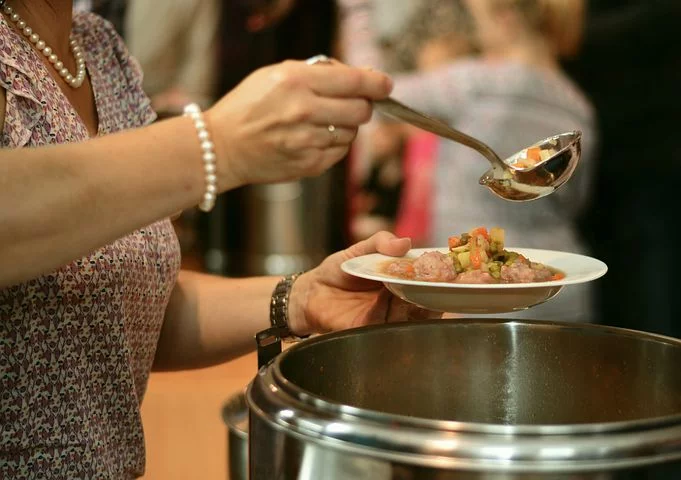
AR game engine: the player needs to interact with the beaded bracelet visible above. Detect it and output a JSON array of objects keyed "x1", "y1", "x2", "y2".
[{"x1": 183, "y1": 103, "x2": 217, "y2": 212}]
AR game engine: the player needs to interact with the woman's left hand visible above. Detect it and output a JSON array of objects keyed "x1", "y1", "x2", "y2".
[{"x1": 288, "y1": 231, "x2": 437, "y2": 336}]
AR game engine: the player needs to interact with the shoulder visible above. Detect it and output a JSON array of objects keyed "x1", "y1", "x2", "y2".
[
  {"x1": 72, "y1": 12, "x2": 157, "y2": 129},
  {"x1": 73, "y1": 12, "x2": 139, "y2": 76},
  {"x1": 490, "y1": 62, "x2": 595, "y2": 121}
]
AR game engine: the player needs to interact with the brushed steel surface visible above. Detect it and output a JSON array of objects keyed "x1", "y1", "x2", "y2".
[{"x1": 247, "y1": 319, "x2": 681, "y2": 478}]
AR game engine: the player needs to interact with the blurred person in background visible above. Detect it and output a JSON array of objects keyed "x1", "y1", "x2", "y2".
[
  {"x1": 125, "y1": 0, "x2": 220, "y2": 115},
  {"x1": 339, "y1": 0, "x2": 597, "y2": 322},
  {"x1": 74, "y1": 0, "x2": 127, "y2": 36},
  {"x1": 563, "y1": 0, "x2": 681, "y2": 337},
  {"x1": 351, "y1": 0, "x2": 478, "y2": 246},
  {"x1": 351, "y1": 121, "x2": 406, "y2": 240}
]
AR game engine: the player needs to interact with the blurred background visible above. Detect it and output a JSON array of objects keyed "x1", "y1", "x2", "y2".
[{"x1": 77, "y1": 0, "x2": 681, "y2": 477}]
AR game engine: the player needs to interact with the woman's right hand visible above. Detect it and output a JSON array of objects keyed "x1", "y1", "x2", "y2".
[{"x1": 205, "y1": 59, "x2": 393, "y2": 189}]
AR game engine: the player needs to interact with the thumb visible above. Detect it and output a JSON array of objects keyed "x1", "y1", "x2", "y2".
[{"x1": 344, "y1": 231, "x2": 412, "y2": 259}]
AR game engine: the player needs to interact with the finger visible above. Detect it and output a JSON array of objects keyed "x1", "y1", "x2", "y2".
[
  {"x1": 287, "y1": 126, "x2": 358, "y2": 150},
  {"x1": 306, "y1": 97, "x2": 373, "y2": 127},
  {"x1": 365, "y1": 288, "x2": 393, "y2": 326},
  {"x1": 386, "y1": 296, "x2": 412, "y2": 323},
  {"x1": 344, "y1": 231, "x2": 412, "y2": 260},
  {"x1": 298, "y1": 61, "x2": 393, "y2": 99},
  {"x1": 407, "y1": 305, "x2": 444, "y2": 321},
  {"x1": 321, "y1": 125, "x2": 358, "y2": 148}
]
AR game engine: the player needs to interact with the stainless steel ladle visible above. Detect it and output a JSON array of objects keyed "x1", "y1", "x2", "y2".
[
  {"x1": 375, "y1": 97, "x2": 581, "y2": 202},
  {"x1": 306, "y1": 55, "x2": 581, "y2": 202}
]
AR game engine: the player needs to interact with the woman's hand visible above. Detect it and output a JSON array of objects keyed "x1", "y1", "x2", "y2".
[
  {"x1": 288, "y1": 231, "x2": 436, "y2": 336},
  {"x1": 205, "y1": 59, "x2": 393, "y2": 189}
]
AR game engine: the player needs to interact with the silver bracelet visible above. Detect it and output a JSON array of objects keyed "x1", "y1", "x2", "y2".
[{"x1": 183, "y1": 103, "x2": 217, "y2": 212}]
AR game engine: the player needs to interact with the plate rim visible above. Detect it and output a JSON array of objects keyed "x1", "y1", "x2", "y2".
[{"x1": 341, "y1": 247, "x2": 608, "y2": 290}]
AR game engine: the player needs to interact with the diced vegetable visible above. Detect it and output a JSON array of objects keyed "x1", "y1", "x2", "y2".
[
  {"x1": 458, "y1": 251, "x2": 471, "y2": 269},
  {"x1": 469, "y1": 227, "x2": 489, "y2": 240},
  {"x1": 490, "y1": 227, "x2": 505, "y2": 245},
  {"x1": 448, "y1": 236, "x2": 462, "y2": 249},
  {"x1": 470, "y1": 249, "x2": 482, "y2": 269},
  {"x1": 449, "y1": 253, "x2": 464, "y2": 273},
  {"x1": 469, "y1": 234, "x2": 488, "y2": 269},
  {"x1": 526, "y1": 146, "x2": 542, "y2": 163}
]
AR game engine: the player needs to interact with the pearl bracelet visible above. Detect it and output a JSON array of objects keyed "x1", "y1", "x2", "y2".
[{"x1": 183, "y1": 103, "x2": 217, "y2": 212}]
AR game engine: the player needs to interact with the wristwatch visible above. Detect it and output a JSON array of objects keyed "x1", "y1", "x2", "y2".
[
  {"x1": 256, "y1": 272, "x2": 308, "y2": 368},
  {"x1": 269, "y1": 272, "x2": 302, "y2": 336}
]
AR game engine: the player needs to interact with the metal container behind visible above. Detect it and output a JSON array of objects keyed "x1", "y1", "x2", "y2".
[
  {"x1": 222, "y1": 391, "x2": 249, "y2": 480},
  {"x1": 247, "y1": 319, "x2": 681, "y2": 479},
  {"x1": 244, "y1": 173, "x2": 332, "y2": 276}
]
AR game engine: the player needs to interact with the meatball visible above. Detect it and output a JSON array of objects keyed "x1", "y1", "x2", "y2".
[
  {"x1": 500, "y1": 261, "x2": 553, "y2": 283},
  {"x1": 413, "y1": 252, "x2": 457, "y2": 282},
  {"x1": 455, "y1": 270, "x2": 496, "y2": 284}
]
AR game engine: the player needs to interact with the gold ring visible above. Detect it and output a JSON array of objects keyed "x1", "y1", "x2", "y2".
[{"x1": 328, "y1": 124, "x2": 338, "y2": 143}]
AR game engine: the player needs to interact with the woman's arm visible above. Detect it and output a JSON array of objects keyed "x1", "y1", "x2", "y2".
[
  {"x1": 153, "y1": 231, "x2": 421, "y2": 371},
  {"x1": 0, "y1": 113, "x2": 207, "y2": 288},
  {"x1": 0, "y1": 60, "x2": 392, "y2": 288},
  {"x1": 153, "y1": 271, "x2": 276, "y2": 370}
]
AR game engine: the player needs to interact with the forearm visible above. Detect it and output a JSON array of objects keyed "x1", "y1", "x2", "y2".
[
  {"x1": 153, "y1": 270, "x2": 278, "y2": 371},
  {"x1": 0, "y1": 116, "x2": 234, "y2": 288}
]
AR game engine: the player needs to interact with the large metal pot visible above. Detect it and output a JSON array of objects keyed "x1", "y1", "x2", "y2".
[
  {"x1": 246, "y1": 319, "x2": 681, "y2": 479},
  {"x1": 222, "y1": 391, "x2": 249, "y2": 480}
]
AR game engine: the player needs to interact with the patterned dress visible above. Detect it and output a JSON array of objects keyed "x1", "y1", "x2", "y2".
[{"x1": 0, "y1": 12, "x2": 181, "y2": 479}]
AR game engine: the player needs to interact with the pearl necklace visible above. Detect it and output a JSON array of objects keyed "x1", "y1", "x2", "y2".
[{"x1": 1, "y1": 3, "x2": 86, "y2": 88}]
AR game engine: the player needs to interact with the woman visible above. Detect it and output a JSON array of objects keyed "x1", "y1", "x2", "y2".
[
  {"x1": 339, "y1": 0, "x2": 597, "y2": 322},
  {"x1": 0, "y1": 1, "x2": 423, "y2": 477}
]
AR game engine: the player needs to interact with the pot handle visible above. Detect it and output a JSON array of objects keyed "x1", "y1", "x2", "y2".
[{"x1": 255, "y1": 327, "x2": 288, "y2": 369}]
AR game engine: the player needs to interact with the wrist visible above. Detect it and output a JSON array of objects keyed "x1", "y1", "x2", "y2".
[
  {"x1": 287, "y1": 271, "x2": 313, "y2": 336},
  {"x1": 183, "y1": 104, "x2": 218, "y2": 211},
  {"x1": 202, "y1": 107, "x2": 245, "y2": 192},
  {"x1": 268, "y1": 271, "x2": 312, "y2": 339}
]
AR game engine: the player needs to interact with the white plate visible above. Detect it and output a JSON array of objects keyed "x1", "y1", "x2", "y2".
[{"x1": 341, "y1": 248, "x2": 608, "y2": 314}]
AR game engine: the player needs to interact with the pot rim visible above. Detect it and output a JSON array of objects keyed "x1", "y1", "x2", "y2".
[
  {"x1": 222, "y1": 388, "x2": 249, "y2": 439},
  {"x1": 247, "y1": 319, "x2": 681, "y2": 471},
  {"x1": 271, "y1": 318, "x2": 681, "y2": 436}
]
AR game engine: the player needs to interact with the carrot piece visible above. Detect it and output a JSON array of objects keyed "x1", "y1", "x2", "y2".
[
  {"x1": 526, "y1": 146, "x2": 542, "y2": 163},
  {"x1": 469, "y1": 227, "x2": 489, "y2": 240},
  {"x1": 470, "y1": 249, "x2": 482, "y2": 269},
  {"x1": 448, "y1": 236, "x2": 462, "y2": 249},
  {"x1": 551, "y1": 273, "x2": 565, "y2": 281},
  {"x1": 469, "y1": 235, "x2": 483, "y2": 269}
]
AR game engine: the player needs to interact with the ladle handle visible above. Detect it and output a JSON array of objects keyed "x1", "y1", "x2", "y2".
[{"x1": 374, "y1": 98, "x2": 505, "y2": 168}]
